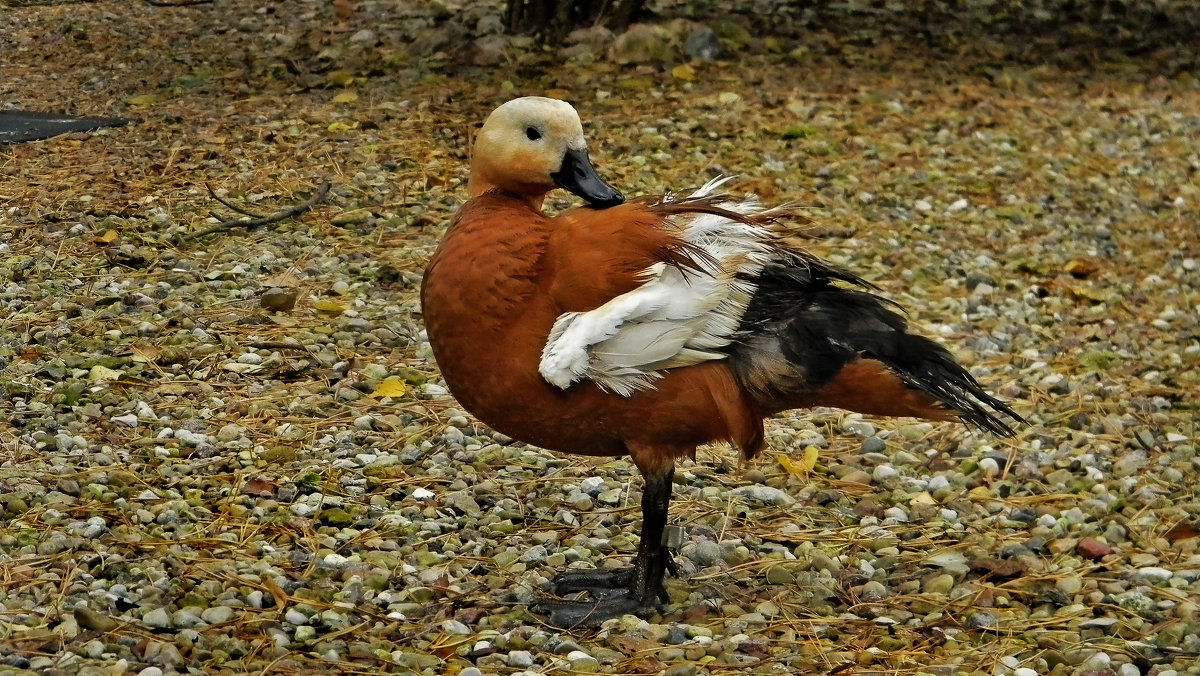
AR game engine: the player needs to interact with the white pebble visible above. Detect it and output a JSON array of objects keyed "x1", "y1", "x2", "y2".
[
  {"x1": 1138, "y1": 567, "x2": 1173, "y2": 581},
  {"x1": 111, "y1": 413, "x2": 139, "y2": 427},
  {"x1": 872, "y1": 465, "x2": 897, "y2": 482},
  {"x1": 411, "y1": 487, "x2": 435, "y2": 500},
  {"x1": 927, "y1": 475, "x2": 950, "y2": 491}
]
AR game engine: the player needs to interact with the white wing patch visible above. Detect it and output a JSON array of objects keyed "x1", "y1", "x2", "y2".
[{"x1": 539, "y1": 182, "x2": 778, "y2": 396}]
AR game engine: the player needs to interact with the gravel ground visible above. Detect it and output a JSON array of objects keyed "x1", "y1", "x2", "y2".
[{"x1": 2, "y1": 1, "x2": 1199, "y2": 675}]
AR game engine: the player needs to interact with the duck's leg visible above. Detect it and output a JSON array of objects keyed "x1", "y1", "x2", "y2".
[{"x1": 539, "y1": 462, "x2": 676, "y2": 627}]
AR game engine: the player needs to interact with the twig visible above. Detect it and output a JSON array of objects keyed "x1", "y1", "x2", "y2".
[
  {"x1": 206, "y1": 183, "x2": 267, "y2": 218},
  {"x1": 178, "y1": 181, "x2": 331, "y2": 244}
]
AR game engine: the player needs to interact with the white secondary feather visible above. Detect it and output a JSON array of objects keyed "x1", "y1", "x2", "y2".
[{"x1": 539, "y1": 183, "x2": 778, "y2": 396}]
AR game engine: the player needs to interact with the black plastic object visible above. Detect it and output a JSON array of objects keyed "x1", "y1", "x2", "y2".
[{"x1": 0, "y1": 110, "x2": 129, "y2": 144}]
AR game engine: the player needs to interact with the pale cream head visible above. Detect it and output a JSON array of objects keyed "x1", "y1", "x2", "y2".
[{"x1": 468, "y1": 97, "x2": 623, "y2": 208}]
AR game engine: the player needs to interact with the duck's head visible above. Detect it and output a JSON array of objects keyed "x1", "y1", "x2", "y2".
[{"x1": 469, "y1": 97, "x2": 625, "y2": 209}]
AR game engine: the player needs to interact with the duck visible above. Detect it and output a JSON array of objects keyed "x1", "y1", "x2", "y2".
[{"x1": 420, "y1": 96, "x2": 1021, "y2": 627}]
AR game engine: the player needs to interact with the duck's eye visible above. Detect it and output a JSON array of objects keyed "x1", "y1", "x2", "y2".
[{"x1": 525, "y1": 126, "x2": 542, "y2": 141}]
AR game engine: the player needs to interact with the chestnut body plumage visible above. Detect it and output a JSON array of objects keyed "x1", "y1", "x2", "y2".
[{"x1": 421, "y1": 97, "x2": 1020, "y2": 626}]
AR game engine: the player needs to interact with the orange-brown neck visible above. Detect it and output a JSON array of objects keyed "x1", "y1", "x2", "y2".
[
  {"x1": 465, "y1": 148, "x2": 554, "y2": 211},
  {"x1": 466, "y1": 171, "x2": 548, "y2": 212}
]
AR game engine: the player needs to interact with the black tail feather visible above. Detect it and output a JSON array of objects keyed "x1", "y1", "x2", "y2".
[{"x1": 731, "y1": 261, "x2": 1023, "y2": 436}]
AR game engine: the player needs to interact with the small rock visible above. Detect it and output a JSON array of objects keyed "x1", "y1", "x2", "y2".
[
  {"x1": 260, "y1": 287, "x2": 297, "y2": 312},
  {"x1": 610, "y1": 24, "x2": 669, "y2": 65},
  {"x1": 580, "y1": 477, "x2": 606, "y2": 496},
  {"x1": 200, "y1": 606, "x2": 235, "y2": 624},
  {"x1": 872, "y1": 465, "x2": 898, "y2": 482},
  {"x1": 143, "y1": 607, "x2": 170, "y2": 629},
  {"x1": 1056, "y1": 575, "x2": 1083, "y2": 596},
  {"x1": 923, "y1": 574, "x2": 955, "y2": 595},
  {"x1": 74, "y1": 606, "x2": 118, "y2": 632},
  {"x1": 860, "y1": 437, "x2": 886, "y2": 454},
  {"x1": 729, "y1": 485, "x2": 795, "y2": 506},
  {"x1": 508, "y1": 650, "x2": 534, "y2": 667},
  {"x1": 683, "y1": 26, "x2": 721, "y2": 60},
  {"x1": 1078, "y1": 537, "x2": 1114, "y2": 560},
  {"x1": 690, "y1": 541, "x2": 724, "y2": 567},
  {"x1": 1137, "y1": 567, "x2": 1173, "y2": 581}
]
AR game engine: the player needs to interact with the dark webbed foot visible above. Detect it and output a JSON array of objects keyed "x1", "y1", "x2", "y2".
[
  {"x1": 551, "y1": 567, "x2": 635, "y2": 596},
  {"x1": 537, "y1": 588, "x2": 651, "y2": 628},
  {"x1": 535, "y1": 464, "x2": 679, "y2": 628}
]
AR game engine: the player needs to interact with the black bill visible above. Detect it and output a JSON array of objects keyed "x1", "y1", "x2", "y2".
[{"x1": 551, "y1": 147, "x2": 625, "y2": 208}]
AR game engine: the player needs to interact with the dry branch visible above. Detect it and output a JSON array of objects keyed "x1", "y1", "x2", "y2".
[{"x1": 178, "y1": 181, "x2": 331, "y2": 244}]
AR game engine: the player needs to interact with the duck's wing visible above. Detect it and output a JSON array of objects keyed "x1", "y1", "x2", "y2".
[{"x1": 539, "y1": 180, "x2": 785, "y2": 396}]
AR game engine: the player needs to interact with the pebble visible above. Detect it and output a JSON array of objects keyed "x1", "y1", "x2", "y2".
[
  {"x1": 143, "y1": 607, "x2": 170, "y2": 629},
  {"x1": 872, "y1": 465, "x2": 898, "y2": 482},
  {"x1": 508, "y1": 650, "x2": 534, "y2": 668},
  {"x1": 690, "y1": 541, "x2": 724, "y2": 567},
  {"x1": 729, "y1": 485, "x2": 795, "y2": 506}
]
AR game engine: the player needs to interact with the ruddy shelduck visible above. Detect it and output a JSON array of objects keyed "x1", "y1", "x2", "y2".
[{"x1": 421, "y1": 96, "x2": 1020, "y2": 627}]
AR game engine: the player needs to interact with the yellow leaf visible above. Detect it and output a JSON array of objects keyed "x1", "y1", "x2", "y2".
[
  {"x1": 332, "y1": 91, "x2": 358, "y2": 104},
  {"x1": 671, "y1": 64, "x2": 696, "y2": 81},
  {"x1": 800, "y1": 445, "x2": 820, "y2": 472},
  {"x1": 326, "y1": 121, "x2": 358, "y2": 133},
  {"x1": 1065, "y1": 285, "x2": 1106, "y2": 305},
  {"x1": 326, "y1": 71, "x2": 356, "y2": 87},
  {"x1": 314, "y1": 299, "x2": 348, "y2": 313},
  {"x1": 89, "y1": 364, "x2": 123, "y2": 382},
  {"x1": 93, "y1": 229, "x2": 118, "y2": 244},
  {"x1": 777, "y1": 455, "x2": 803, "y2": 478},
  {"x1": 370, "y1": 376, "x2": 407, "y2": 399},
  {"x1": 130, "y1": 342, "x2": 160, "y2": 363},
  {"x1": 124, "y1": 94, "x2": 160, "y2": 106},
  {"x1": 910, "y1": 491, "x2": 937, "y2": 506}
]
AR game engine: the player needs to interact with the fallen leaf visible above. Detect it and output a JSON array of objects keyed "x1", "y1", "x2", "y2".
[
  {"x1": 1165, "y1": 522, "x2": 1200, "y2": 543},
  {"x1": 326, "y1": 71, "x2": 356, "y2": 87},
  {"x1": 671, "y1": 64, "x2": 696, "y2": 81},
  {"x1": 124, "y1": 94, "x2": 159, "y2": 106},
  {"x1": 262, "y1": 576, "x2": 289, "y2": 608},
  {"x1": 1065, "y1": 258, "x2": 1100, "y2": 279},
  {"x1": 332, "y1": 91, "x2": 358, "y2": 104},
  {"x1": 326, "y1": 121, "x2": 358, "y2": 133},
  {"x1": 800, "y1": 445, "x2": 820, "y2": 471},
  {"x1": 608, "y1": 634, "x2": 661, "y2": 656},
  {"x1": 370, "y1": 376, "x2": 407, "y2": 399},
  {"x1": 242, "y1": 477, "x2": 279, "y2": 498},
  {"x1": 89, "y1": 364, "x2": 123, "y2": 382},
  {"x1": 626, "y1": 657, "x2": 664, "y2": 674},
  {"x1": 130, "y1": 342, "x2": 161, "y2": 363},
  {"x1": 93, "y1": 229, "x2": 118, "y2": 245},
  {"x1": 969, "y1": 557, "x2": 1028, "y2": 579},
  {"x1": 778, "y1": 445, "x2": 819, "y2": 477},
  {"x1": 1065, "y1": 285, "x2": 1106, "y2": 305},
  {"x1": 313, "y1": 299, "x2": 348, "y2": 313}
]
